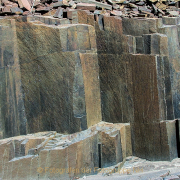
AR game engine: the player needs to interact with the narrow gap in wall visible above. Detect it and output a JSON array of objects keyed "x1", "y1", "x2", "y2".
[
  {"x1": 175, "y1": 119, "x2": 180, "y2": 157},
  {"x1": 94, "y1": 14, "x2": 97, "y2": 22},
  {"x1": 98, "y1": 144, "x2": 102, "y2": 168},
  {"x1": 101, "y1": 16, "x2": 105, "y2": 30},
  {"x1": 63, "y1": 11, "x2": 67, "y2": 18}
]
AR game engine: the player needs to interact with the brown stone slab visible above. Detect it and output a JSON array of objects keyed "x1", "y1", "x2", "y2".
[
  {"x1": 75, "y1": 0, "x2": 112, "y2": 10},
  {"x1": 2, "y1": 5, "x2": 11, "y2": 13},
  {"x1": 53, "y1": 7, "x2": 63, "y2": 18},
  {"x1": 111, "y1": 10, "x2": 122, "y2": 16},
  {"x1": 36, "y1": 6, "x2": 51, "y2": 12},
  {"x1": 79, "y1": 53, "x2": 102, "y2": 128},
  {"x1": 131, "y1": 54, "x2": 160, "y2": 123},
  {"x1": 10, "y1": 7, "x2": 23, "y2": 14},
  {"x1": 51, "y1": 1, "x2": 63, "y2": 8},
  {"x1": 77, "y1": 25, "x2": 91, "y2": 50},
  {"x1": 18, "y1": 0, "x2": 31, "y2": 11},
  {"x1": 67, "y1": 9, "x2": 78, "y2": 20},
  {"x1": 76, "y1": 3, "x2": 96, "y2": 11},
  {"x1": 156, "y1": 2, "x2": 167, "y2": 10}
]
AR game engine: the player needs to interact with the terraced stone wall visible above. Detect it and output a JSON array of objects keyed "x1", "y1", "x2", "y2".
[
  {"x1": 0, "y1": 13, "x2": 179, "y2": 161},
  {"x1": 76, "y1": 11, "x2": 178, "y2": 160}
]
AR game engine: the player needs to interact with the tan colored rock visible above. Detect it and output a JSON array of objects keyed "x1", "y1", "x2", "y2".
[
  {"x1": 79, "y1": 53, "x2": 102, "y2": 128},
  {"x1": 0, "y1": 122, "x2": 131, "y2": 179},
  {"x1": 76, "y1": 3, "x2": 96, "y2": 11},
  {"x1": 156, "y1": 2, "x2": 167, "y2": 10},
  {"x1": 111, "y1": 10, "x2": 122, "y2": 16}
]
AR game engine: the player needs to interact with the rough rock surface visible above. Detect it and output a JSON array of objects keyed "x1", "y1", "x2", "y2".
[
  {"x1": 0, "y1": 0, "x2": 180, "y2": 19},
  {"x1": 0, "y1": 122, "x2": 132, "y2": 179},
  {"x1": 0, "y1": 12, "x2": 179, "y2": 162},
  {"x1": 79, "y1": 156, "x2": 180, "y2": 180},
  {"x1": 0, "y1": 16, "x2": 102, "y2": 137}
]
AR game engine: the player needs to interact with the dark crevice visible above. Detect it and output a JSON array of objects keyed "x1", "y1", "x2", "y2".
[
  {"x1": 175, "y1": 119, "x2": 180, "y2": 157},
  {"x1": 98, "y1": 143, "x2": 102, "y2": 168},
  {"x1": 63, "y1": 11, "x2": 67, "y2": 18}
]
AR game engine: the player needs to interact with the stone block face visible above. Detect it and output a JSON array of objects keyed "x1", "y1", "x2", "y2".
[
  {"x1": 131, "y1": 121, "x2": 177, "y2": 161},
  {"x1": 79, "y1": 53, "x2": 102, "y2": 128},
  {"x1": 77, "y1": 25, "x2": 91, "y2": 50},
  {"x1": 131, "y1": 54, "x2": 160, "y2": 123},
  {"x1": 143, "y1": 33, "x2": 168, "y2": 55},
  {"x1": 157, "y1": 24, "x2": 180, "y2": 119},
  {"x1": 136, "y1": 36, "x2": 145, "y2": 54},
  {"x1": 166, "y1": 120, "x2": 178, "y2": 160},
  {"x1": 88, "y1": 25, "x2": 97, "y2": 50},
  {"x1": 11, "y1": 18, "x2": 101, "y2": 135},
  {"x1": 101, "y1": 130, "x2": 122, "y2": 168},
  {"x1": 122, "y1": 18, "x2": 157, "y2": 36},
  {"x1": 0, "y1": 19, "x2": 27, "y2": 138},
  {"x1": 156, "y1": 56, "x2": 174, "y2": 120},
  {"x1": 162, "y1": 17, "x2": 179, "y2": 25},
  {"x1": 127, "y1": 35, "x2": 136, "y2": 54},
  {"x1": 119, "y1": 123, "x2": 132, "y2": 159},
  {"x1": 160, "y1": 120, "x2": 178, "y2": 161}
]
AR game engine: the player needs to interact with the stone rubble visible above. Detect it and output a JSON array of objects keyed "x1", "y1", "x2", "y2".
[
  {"x1": 0, "y1": 0, "x2": 180, "y2": 18},
  {"x1": 79, "y1": 156, "x2": 180, "y2": 180},
  {"x1": 0, "y1": 122, "x2": 132, "y2": 179}
]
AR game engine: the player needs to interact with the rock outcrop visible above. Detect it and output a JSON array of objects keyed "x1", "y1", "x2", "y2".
[
  {"x1": 0, "y1": 122, "x2": 132, "y2": 179},
  {"x1": 0, "y1": 8, "x2": 179, "y2": 179},
  {"x1": 0, "y1": 16, "x2": 102, "y2": 137}
]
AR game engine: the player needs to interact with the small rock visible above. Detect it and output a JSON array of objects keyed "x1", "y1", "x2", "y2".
[
  {"x1": 53, "y1": 7, "x2": 63, "y2": 18},
  {"x1": 126, "y1": 156, "x2": 133, "y2": 161},
  {"x1": 169, "y1": 11, "x2": 179, "y2": 16},
  {"x1": 94, "y1": 10, "x2": 101, "y2": 15},
  {"x1": 156, "y1": 2, "x2": 166, "y2": 11},
  {"x1": 164, "y1": 175, "x2": 180, "y2": 180},
  {"x1": 128, "y1": 3, "x2": 138, "y2": 9},
  {"x1": 76, "y1": 3, "x2": 96, "y2": 11},
  {"x1": 113, "y1": 4, "x2": 119, "y2": 9},
  {"x1": 136, "y1": 1, "x2": 145, "y2": 6},
  {"x1": 111, "y1": 10, "x2": 122, "y2": 16}
]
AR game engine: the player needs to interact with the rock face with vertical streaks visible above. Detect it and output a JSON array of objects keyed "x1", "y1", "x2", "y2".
[
  {"x1": 0, "y1": 16, "x2": 102, "y2": 137},
  {"x1": 0, "y1": 11, "x2": 179, "y2": 179},
  {"x1": 74, "y1": 11, "x2": 178, "y2": 161}
]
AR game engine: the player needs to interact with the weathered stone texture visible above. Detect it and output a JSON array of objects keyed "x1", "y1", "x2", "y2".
[
  {"x1": 75, "y1": 11, "x2": 179, "y2": 161},
  {"x1": 0, "y1": 17, "x2": 102, "y2": 136},
  {"x1": 0, "y1": 122, "x2": 132, "y2": 179},
  {"x1": 80, "y1": 53, "x2": 102, "y2": 127},
  {"x1": 0, "y1": 18, "x2": 27, "y2": 138},
  {"x1": 0, "y1": 13, "x2": 179, "y2": 164},
  {"x1": 52, "y1": 11, "x2": 179, "y2": 161}
]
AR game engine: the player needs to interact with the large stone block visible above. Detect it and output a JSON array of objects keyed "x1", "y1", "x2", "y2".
[
  {"x1": 0, "y1": 17, "x2": 102, "y2": 137},
  {"x1": 131, "y1": 121, "x2": 177, "y2": 161},
  {"x1": 0, "y1": 122, "x2": 130, "y2": 179},
  {"x1": 79, "y1": 53, "x2": 102, "y2": 128}
]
